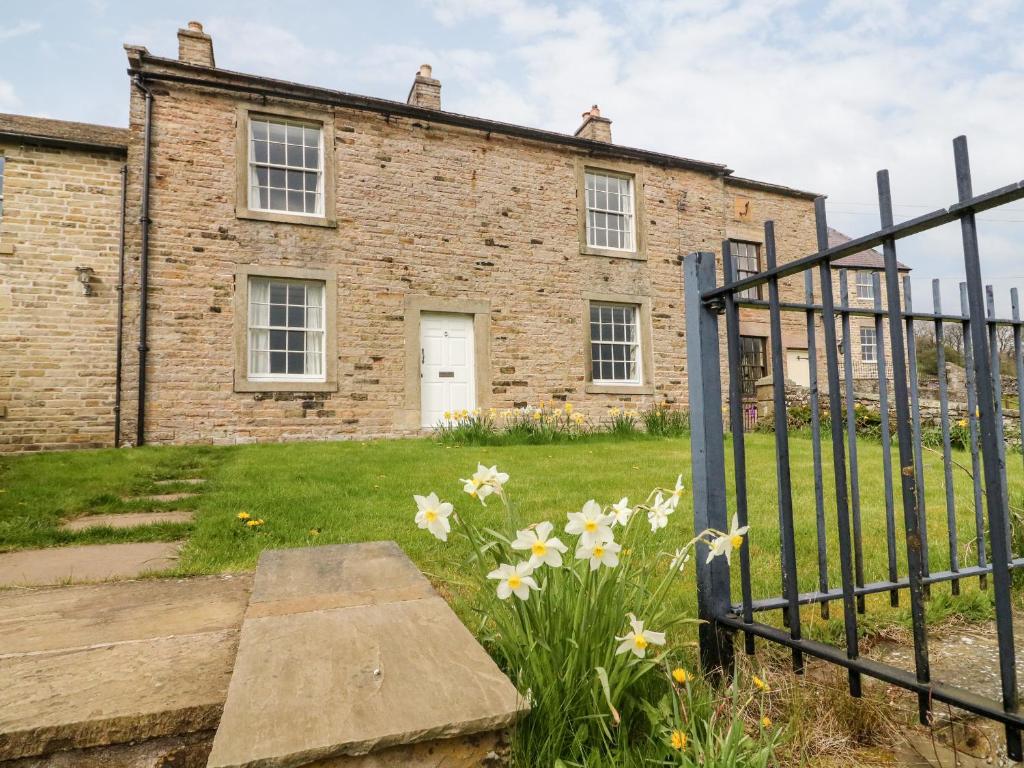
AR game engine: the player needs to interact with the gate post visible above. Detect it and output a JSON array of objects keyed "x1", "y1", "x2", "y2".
[{"x1": 684, "y1": 251, "x2": 735, "y2": 677}]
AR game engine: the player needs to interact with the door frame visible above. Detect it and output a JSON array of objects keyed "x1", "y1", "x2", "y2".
[{"x1": 400, "y1": 295, "x2": 491, "y2": 429}]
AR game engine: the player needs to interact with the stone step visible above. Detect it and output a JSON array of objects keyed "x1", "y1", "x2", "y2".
[
  {"x1": 60, "y1": 510, "x2": 195, "y2": 532},
  {"x1": 0, "y1": 575, "x2": 252, "y2": 763},
  {"x1": 206, "y1": 541, "x2": 527, "y2": 768},
  {"x1": 0, "y1": 541, "x2": 184, "y2": 587},
  {"x1": 153, "y1": 478, "x2": 206, "y2": 486},
  {"x1": 124, "y1": 492, "x2": 198, "y2": 503}
]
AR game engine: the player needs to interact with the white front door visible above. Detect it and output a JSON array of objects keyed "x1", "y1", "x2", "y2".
[
  {"x1": 786, "y1": 348, "x2": 811, "y2": 387},
  {"x1": 420, "y1": 313, "x2": 476, "y2": 427}
]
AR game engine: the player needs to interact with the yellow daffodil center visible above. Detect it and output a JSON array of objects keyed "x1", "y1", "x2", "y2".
[
  {"x1": 531, "y1": 541, "x2": 547, "y2": 557},
  {"x1": 425, "y1": 509, "x2": 438, "y2": 523},
  {"x1": 731, "y1": 534, "x2": 744, "y2": 550},
  {"x1": 593, "y1": 546, "x2": 605, "y2": 558},
  {"x1": 633, "y1": 634, "x2": 648, "y2": 649},
  {"x1": 584, "y1": 520, "x2": 598, "y2": 533},
  {"x1": 507, "y1": 574, "x2": 522, "y2": 590},
  {"x1": 672, "y1": 668, "x2": 690, "y2": 684},
  {"x1": 670, "y1": 730, "x2": 687, "y2": 750},
  {"x1": 753, "y1": 675, "x2": 768, "y2": 691}
]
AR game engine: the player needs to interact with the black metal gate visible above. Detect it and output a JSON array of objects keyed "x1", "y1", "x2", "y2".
[{"x1": 685, "y1": 136, "x2": 1024, "y2": 758}]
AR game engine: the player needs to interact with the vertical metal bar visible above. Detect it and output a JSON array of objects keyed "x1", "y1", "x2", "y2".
[
  {"x1": 903, "y1": 276, "x2": 930, "y2": 591},
  {"x1": 987, "y1": 287, "x2": 1014, "y2": 571},
  {"x1": 723, "y1": 240, "x2": 755, "y2": 655},
  {"x1": 875, "y1": 272, "x2": 899, "y2": 606},
  {"x1": 765, "y1": 221, "x2": 804, "y2": 674},
  {"x1": 685, "y1": 251, "x2": 735, "y2": 677},
  {"x1": 953, "y1": 136, "x2": 1020, "y2": 759},
  {"x1": 877, "y1": 169, "x2": 931, "y2": 726},
  {"x1": 933, "y1": 280, "x2": 960, "y2": 595},
  {"x1": 1013, "y1": 289, "x2": 1024, "y2": 483},
  {"x1": 806, "y1": 270, "x2": 830, "y2": 619},
  {"x1": 961, "y1": 283, "x2": 987, "y2": 587},
  {"x1": 839, "y1": 270, "x2": 867, "y2": 613},
  {"x1": 814, "y1": 197, "x2": 861, "y2": 697}
]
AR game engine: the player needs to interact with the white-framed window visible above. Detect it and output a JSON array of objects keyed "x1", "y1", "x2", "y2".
[
  {"x1": 248, "y1": 118, "x2": 324, "y2": 216},
  {"x1": 248, "y1": 276, "x2": 325, "y2": 380},
  {"x1": 730, "y1": 241, "x2": 762, "y2": 300},
  {"x1": 856, "y1": 270, "x2": 875, "y2": 300},
  {"x1": 860, "y1": 326, "x2": 877, "y2": 363},
  {"x1": 584, "y1": 170, "x2": 635, "y2": 251},
  {"x1": 589, "y1": 302, "x2": 641, "y2": 383},
  {"x1": 0, "y1": 154, "x2": 6, "y2": 219}
]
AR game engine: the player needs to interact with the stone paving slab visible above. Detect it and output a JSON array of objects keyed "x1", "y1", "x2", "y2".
[
  {"x1": 207, "y1": 542, "x2": 527, "y2": 768},
  {"x1": 154, "y1": 478, "x2": 206, "y2": 486},
  {"x1": 60, "y1": 510, "x2": 195, "y2": 532},
  {"x1": 125, "y1": 492, "x2": 198, "y2": 503},
  {"x1": 0, "y1": 574, "x2": 252, "y2": 761},
  {"x1": 0, "y1": 542, "x2": 183, "y2": 587}
]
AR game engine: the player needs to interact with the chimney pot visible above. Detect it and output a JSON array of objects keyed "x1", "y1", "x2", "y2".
[
  {"x1": 407, "y1": 63, "x2": 441, "y2": 110},
  {"x1": 574, "y1": 104, "x2": 612, "y2": 143},
  {"x1": 178, "y1": 20, "x2": 215, "y2": 67}
]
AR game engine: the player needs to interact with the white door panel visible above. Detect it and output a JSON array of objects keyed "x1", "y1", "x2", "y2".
[
  {"x1": 420, "y1": 313, "x2": 476, "y2": 427},
  {"x1": 786, "y1": 348, "x2": 811, "y2": 388}
]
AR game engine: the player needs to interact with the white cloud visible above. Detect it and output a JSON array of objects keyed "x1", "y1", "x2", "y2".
[
  {"x1": 0, "y1": 21, "x2": 41, "y2": 41},
  {"x1": 0, "y1": 81, "x2": 21, "y2": 112}
]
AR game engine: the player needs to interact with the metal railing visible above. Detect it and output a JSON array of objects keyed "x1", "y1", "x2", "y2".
[{"x1": 685, "y1": 136, "x2": 1024, "y2": 759}]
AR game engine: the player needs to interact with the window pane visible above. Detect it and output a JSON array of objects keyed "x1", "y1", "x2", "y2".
[
  {"x1": 287, "y1": 330, "x2": 305, "y2": 351},
  {"x1": 269, "y1": 329, "x2": 286, "y2": 350},
  {"x1": 288, "y1": 284, "x2": 305, "y2": 303},
  {"x1": 269, "y1": 168, "x2": 286, "y2": 188},
  {"x1": 304, "y1": 126, "x2": 320, "y2": 148},
  {"x1": 268, "y1": 142, "x2": 286, "y2": 165},
  {"x1": 270, "y1": 351, "x2": 286, "y2": 373},
  {"x1": 287, "y1": 352, "x2": 305, "y2": 374},
  {"x1": 270, "y1": 189, "x2": 286, "y2": 210},
  {"x1": 254, "y1": 142, "x2": 268, "y2": 163},
  {"x1": 304, "y1": 192, "x2": 318, "y2": 213},
  {"x1": 268, "y1": 122, "x2": 286, "y2": 142},
  {"x1": 251, "y1": 121, "x2": 268, "y2": 141},
  {"x1": 287, "y1": 190, "x2": 303, "y2": 212},
  {"x1": 286, "y1": 124, "x2": 303, "y2": 145},
  {"x1": 287, "y1": 305, "x2": 304, "y2": 326},
  {"x1": 304, "y1": 147, "x2": 319, "y2": 169},
  {"x1": 269, "y1": 283, "x2": 287, "y2": 304},
  {"x1": 287, "y1": 144, "x2": 303, "y2": 166}
]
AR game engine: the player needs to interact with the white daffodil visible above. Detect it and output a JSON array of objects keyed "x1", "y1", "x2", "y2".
[
  {"x1": 706, "y1": 513, "x2": 750, "y2": 565},
  {"x1": 667, "y1": 474, "x2": 685, "y2": 510},
  {"x1": 576, "y1": 538, "x2": 622, "y2": 571},
  {"x1": 669, "y1": 547, "x2": 691, "y2": 572},
  {"x1": 460, "y1": 463, "x2": 510, "y2": 505},
  {"x1": 478, "y1": 463, "x2": 510, "y2": 491},
  {"x1": 615, "y1": 613, "x2": 667, "y2": 658},
  {"x1": 487, "y1": 561, "x2": 539, "y2": 601},
  {"x1": 565, "y1": 500, "x2": 614, "y2": 545},
  {"x1": 413, "y1": 492, "x2": 454, "y2": 542},
  {"x1": 461, "y1": 473, "x2": 495, "y2": 504},
  {"x1": 610, "y1": 497, "x2": 633, "y2": 527},
  {"x1": 647, "y1": 492, "x2": 672, "y2": 532},
  {"x1": 511, "y1": 521, "x2": 568, "y2": 568}
]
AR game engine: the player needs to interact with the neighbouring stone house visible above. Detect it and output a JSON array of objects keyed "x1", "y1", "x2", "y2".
[{"x1": 2, "y1": 21, "x2": 834, "y2": 451}]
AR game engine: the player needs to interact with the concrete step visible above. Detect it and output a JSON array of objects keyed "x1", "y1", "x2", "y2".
[
  {"x1": 0, "y1": 541, "x2": 184, "y2": 587},
  {"x1": 206, "y1": 541, "x2": 527, "y2": 768},
  {"x1": 0, "y1": 574, "x2": 252, "y2": 763},
  {"x1": 123, "y1": 492, "x2": 198, "y2": 503},
  {"x1": 60, "y1": 510, "x2": 195, "y2": 532}
]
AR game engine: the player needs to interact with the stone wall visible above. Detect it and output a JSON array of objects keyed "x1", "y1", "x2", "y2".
[
  {"x1": 0, "y1": 141, "x2": 124, "y2": 452},
  {"x1": 115, "y1": 56, "x2": 820, "y2": 446}
]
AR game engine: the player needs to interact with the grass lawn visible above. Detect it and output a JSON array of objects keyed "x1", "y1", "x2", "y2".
[{"x1": 1, "y1": 433, "x2": 1016, "y2": 633}]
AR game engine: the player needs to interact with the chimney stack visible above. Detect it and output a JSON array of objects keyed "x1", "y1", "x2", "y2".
[
  {"x1": 407, "y1": 64, "x2": 441, "y2": 110},
  {"x1": 178, "y1": 21, "x2": 215, "y2": 67},
  {"x1": 574, "y1": 105, "x2": 612, "y2": 143}
]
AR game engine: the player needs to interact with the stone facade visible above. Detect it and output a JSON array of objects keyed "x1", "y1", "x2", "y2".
[
  {"x1": 1, "y1": 22, "x2": 828, "y2": 451},
  {"x1": 0, "y1": 115, "x2": 127, "y2": 452}
]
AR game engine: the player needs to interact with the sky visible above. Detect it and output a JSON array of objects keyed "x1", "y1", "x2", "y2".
[{"x1": 2, "y1": 0, "x2": 1023, "y2": 312}]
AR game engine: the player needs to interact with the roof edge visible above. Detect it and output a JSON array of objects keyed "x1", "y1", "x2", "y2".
[
  {"x1": 0, "y1": 129, "x2": 127, "y2": 155},
  {"x1": 127, "y1": 52, "x2": 740, "y2": 177},
  {"x1": 724, "y1": 174, "x2": 820, "y2": 201}
]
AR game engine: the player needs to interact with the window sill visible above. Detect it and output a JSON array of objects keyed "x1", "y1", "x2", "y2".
[
  {"x1": 580, "y1": 245, "x2": 646, "y2": 261},
  {"x1": 585, "y1": 382, "x2": 655, "y2": 395},
  {"x1": 234, "y1": 377, "x2": 337, "y2": 393},
  {"x1": 235, "y1": 207, "x2": 337, "y2": 228}
]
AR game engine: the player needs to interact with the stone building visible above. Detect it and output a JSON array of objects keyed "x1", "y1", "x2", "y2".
[{"x1": 1, "y1": 21, "x2": 828, "y2": 451}]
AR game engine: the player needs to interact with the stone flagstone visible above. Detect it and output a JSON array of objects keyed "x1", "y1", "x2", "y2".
[
  {"x1": 124, "y1": 491, "x2": 197, "y2": 503},
  {"x1": 0, "y1": 575, "x2": 252, "y2": 762},
  {"x1": 0, "y1": 541, "x2": 183, "y2": 587},
  {"x1": 60, "y1": 510, "x2": 195, "y2": 532},
  {"x1": 206, "y1": 541, "x2": 527, "y2": 768},
  {"x1": 153, "y1": 477, "x2": 206, "y2": 486}
]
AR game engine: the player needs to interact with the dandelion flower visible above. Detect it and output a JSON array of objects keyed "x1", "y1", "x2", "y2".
[
  {"x1": 752, "y1": 675, "x2": 768, "y2": 691},
  {"x1": 236, "y1": 511, "x2": 251, "y2": 520},
  {"x1": 610, "y1": 497, "x2": 633, "y2": 526},
  {"x1": 511, "y1": 521, "x2": 568, "y2": 568},
  {"x1": 576, "y1": 537, "x2": 621, "y2": 571},
  {"x1": 671, "y1": 667, "x2": 691, "y2": 685},
  {"x1": 246, "y1": 519, "x2": 264, "y2": 527},
  {"x1": 615, "y1": 613, "x2": 666, "y2": 658},
  {"x1": 566, "y1": 500, "x2": 614, "y2": 545},
  {"x1": 670, "y1": 730, "x2": 687, "y2": 750},
  {"x1": 413, "y1": 492, "x2": 454, "y2": 541},
  {"x1": 487, "y1": 561, "x2": 539, "y2": 601},
  {"x1": 761, "y1": 716, "x2": 772, "y2": 728}
]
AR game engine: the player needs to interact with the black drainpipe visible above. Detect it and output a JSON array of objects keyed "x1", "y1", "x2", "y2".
[
  {"x1": 113, "y1": 163, "x2": 127, "y2": 447},
  {"x1": 133, "y1": 76, "x2": 153, "y2": 447}
]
